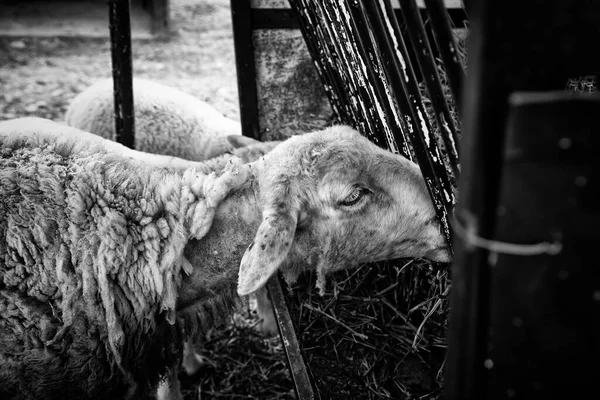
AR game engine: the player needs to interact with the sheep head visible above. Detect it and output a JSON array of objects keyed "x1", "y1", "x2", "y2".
[{"x1": 237, "y1": 125, "x2": 451, "y2": 296}]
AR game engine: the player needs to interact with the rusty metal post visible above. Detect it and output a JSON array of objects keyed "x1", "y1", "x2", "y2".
[
  {"x1": 398, "y1": 0, "x2": 461, "y2": 176},
  {"x1": 109, "y1": 0, "x2": 135, "y2": 149},
  {"x1": 230, "y1": 0, "x2": 260, "y2": 140},
  {"x1": 373, "y1": 0, "x2": 457, "y2": 243},
  {"x1": 423, "y1": 0, "x2": 465, "y2": 110}
]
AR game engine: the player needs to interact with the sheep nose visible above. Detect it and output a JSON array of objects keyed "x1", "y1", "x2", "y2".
[
  {"x1": 425, "y1": 219, "x2": 452, "y2": 263},
  {"x1": 429, "y1": 246, "x2": 453, "y2": 263}
]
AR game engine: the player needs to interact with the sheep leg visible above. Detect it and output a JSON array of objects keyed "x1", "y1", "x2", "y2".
[
  {"x1": 254, "y1": 286, "x2": 278, "y2": 337},
  {"x1": 181, "y1": 338, "x2": 207, "y2": 375},
  {"x1": 156, "y1": 365, "x2": 184, "y2": 400}
]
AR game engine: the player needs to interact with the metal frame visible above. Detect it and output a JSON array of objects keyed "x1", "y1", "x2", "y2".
[
  {"x1": 230, "y1": 1, "x2": 465, "y2": 398},
  {"x1": 110, "y1": 1, "x2": 465, "y2": 398}
]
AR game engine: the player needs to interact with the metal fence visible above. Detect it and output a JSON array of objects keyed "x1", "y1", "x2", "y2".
[{"x1": 108, "y1": 1, "x2": 465, "y2": 398}]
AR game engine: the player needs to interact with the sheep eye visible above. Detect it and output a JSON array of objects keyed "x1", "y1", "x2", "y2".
[{"x1": 340, "y1": 187, "x2": 367, "y2": 207}]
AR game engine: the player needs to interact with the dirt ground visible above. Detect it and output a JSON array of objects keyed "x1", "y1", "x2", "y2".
[{"x1": 0, "y1": 0, "x2": 240, "y2": 122}]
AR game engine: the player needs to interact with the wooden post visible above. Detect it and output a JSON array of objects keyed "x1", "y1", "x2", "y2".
[{"x1": 109, "y1": 0, "x2": 135, "y2": 149}]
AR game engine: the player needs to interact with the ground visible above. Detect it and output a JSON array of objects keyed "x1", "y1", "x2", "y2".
[
  {"x1": 0, "y1": 0, "x2": 240, "y2": 122},
  {"x1": 0, "y1": 1, "x2": 451, "y2": 398}
]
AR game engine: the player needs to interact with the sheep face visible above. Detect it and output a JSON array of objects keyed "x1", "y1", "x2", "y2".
[{"x1": 237, "y1": 125, "x2": 451, "y2": 295}]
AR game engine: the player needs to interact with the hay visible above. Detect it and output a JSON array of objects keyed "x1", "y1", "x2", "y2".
[
  {"x1": 179, "y1": 306, "x2": 294, "y2": 400},
  {"x1": 285, "y1": 259, "x2": 450, "y2": 399}
]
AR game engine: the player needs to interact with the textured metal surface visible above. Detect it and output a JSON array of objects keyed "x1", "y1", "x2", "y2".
[
  {"x1": 398, "y1": 0, "x2": 461, "y2": 178},
  {"x1": 423, "y1": 0, "x2": 465, "y2": 110}
]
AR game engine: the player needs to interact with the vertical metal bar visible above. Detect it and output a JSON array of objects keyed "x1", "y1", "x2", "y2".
[
  {"x1": 230, "y1": 0, "x2": 260, "y2": 140},
  {"x1": 292, "y1": 0, "x2": 409, "y2": 155},
  {"x1": 109, "y1": 0, "x2": 135, "y2": 149},
  {"x1": 316, "y1": 1, "x2": 402, "y2": 151},
  {"x1": 267, "y1": 277, "x2": 316, "y2": 400},
  {"x1": 423, "y1": 0, "x2": 465, "y2": 111},
  {"x1": 289, "y1": 0, "x2": 456, "y2": 249},
  {"x1": 444, "y1": 0, "x2": 505, "y2": 398},
  {"x1": 398, "y1": 0, "x2": 461, "y2": 177},
  {"x1": 354, "y1": 0, "x2": 451, "y2": 226},
  {"x1": 338, "y1": 0, "x2": 412, "y2": 155},
  {"x1": 379, "y1": 0, "x2": 456, "y2": 246}
]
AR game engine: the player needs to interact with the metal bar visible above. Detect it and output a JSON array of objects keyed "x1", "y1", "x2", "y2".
[
  {"x1": 267, "y1": 277, "x2": 315, "y2": 400},
  {"x1": 230, "y1": 0, "x2": 260, "y2": 140},
  {"x1": 108, "y1": 0, "x2": 135, "y2": 149},
  {"x1": 317, "y1": 1, "x2": 394, "y2": 147},
  {"x1": 444, "y1": 0, "x2": 505, "y2": 398},
  {"x1": 341, "y1": 0, "x2": 413, "y2": 155},
  {"x1": 423, "y1": 0, "x2": 465, "y2": 112},
  {"x1": 398, "y1": 0, "x2": 461, "y2": 178},
  {"x1": 291, "y1": 0, "x2": 393, "y2": 148},
  {"x1": 248, "y1": 7, "x2": 468, "y2": 30},
  {"x1": 290, "y1": 0, "x2": 456, "y2": 249},
  {"x1": 380, "y1": 0, "x2": 456, "y2": 247}
]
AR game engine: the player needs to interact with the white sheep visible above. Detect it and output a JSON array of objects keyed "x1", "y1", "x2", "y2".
[
  {"x1": 65, "y1": 78, "x2": 259, "y2": 161},
  {"x1": 0, "y1": 118, "x2": 450, "y2": 400},
  {"x1": 68, "y1": 77, "x2": 281, "y2": 390}
]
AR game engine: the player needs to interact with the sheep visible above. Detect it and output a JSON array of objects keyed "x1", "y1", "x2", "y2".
[
  {"x1": 0, "y1": 118, "x2": 450, "y2": 400},
  {"x1": 66, "y1": 77, "x2": 280, "y2": 338},
  {"x1": 65, "y1": 78, "x2": 260, "y2": 161}
]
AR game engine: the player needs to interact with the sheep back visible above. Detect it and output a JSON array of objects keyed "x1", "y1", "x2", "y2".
[
  {"x1": 0, "y1": 124, "x2": 252, "y2": 400},
  {"x1": 65, "y1": 78, "x2": 243, "y2": 161}
]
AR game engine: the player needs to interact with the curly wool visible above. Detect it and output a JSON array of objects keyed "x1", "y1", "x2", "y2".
[{"x1": 0, "y1": 134, "x2": 251, "y2": 399}]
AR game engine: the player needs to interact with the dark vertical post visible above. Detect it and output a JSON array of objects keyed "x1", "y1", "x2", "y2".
[
  {"x1": 267, "y1": 277, "x2": 316, "y2": 400},
  {"x1": 230, "y1": 0, "x2": 260, "y2": 140},
  {"x1": 485, "y1": 92, "x2": 600, "y2": 400},
  {"x1": 423, "y1": 0, "x2": 465, "y2": 110},
  {"x1": 150, "y1": 0, "x2": 170, "y2": 37},
  {"x1": 444, "y1": 0, "x2": 506, "y2": 398},
  {"x1": 398, "y1": 0, "x2": 461, "y2": 175},
  {"x1": 109, "y1": 0, "x2": 135, "y2": 149},
  {"x1": 379, "y1": 0, "x2": 456, "y2": 244}
]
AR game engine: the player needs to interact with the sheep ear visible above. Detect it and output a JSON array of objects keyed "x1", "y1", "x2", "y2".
[
  {"x1": 237, "y1": 211, "x2": 297, "y2": 296},
  {"x1": 226, "y1": 135, "x2": 261, "y2": 149}
]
